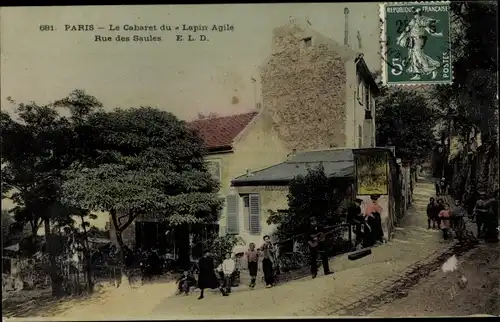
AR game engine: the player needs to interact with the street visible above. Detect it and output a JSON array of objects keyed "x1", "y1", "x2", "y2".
[{"x1": 42, "y1": 176, "x2": 463, "y2": 319}]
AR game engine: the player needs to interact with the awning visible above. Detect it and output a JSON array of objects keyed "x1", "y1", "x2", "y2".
[{"x1": 232, "y1": 149, "x2": 355, "y2": 186}]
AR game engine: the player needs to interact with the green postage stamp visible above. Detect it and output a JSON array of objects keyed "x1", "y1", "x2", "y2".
[{"x1": 380, "y1": 2, "x2": 452, "y2": 85}]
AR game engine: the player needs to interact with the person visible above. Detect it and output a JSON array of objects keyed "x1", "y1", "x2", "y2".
[
  {"x1": 438, "y1": 203, "x2": 452, "y2": 240},
  {"x1": 439, "y1": 178, "x2": 447, "y2": 196},
  {"x1": 436, "y1": 198, "x2": 445, "y2": 229},
  {"x1": 177, "y1": 270, "x2": 197, "y2": 295},
  {"x1": 435, "y1": 180, "x2": 441, "y2": 196},
  {"x1": 260, "y1": 235, "x2": 276, "y2": 288},
  {"x1": 473, "y1": 192, "x2": 488, "y2": 238},
  {"x1": 474, "y1": 191, "x2": 498, "y2": 241},
  {"x1": 196, "y1": 251, "x2": 219, "y2": 300},
  {"x1": 245, "y1": 243, "x2": 259, "y2": 288},
  {"x1": 364, "y1": 195, "x2": 385, "y2": 245},
  {"x1": 347, "y1": 199, "x2": 364, "y2": 247},
  {"x1": 221, "y1": 252, "x2": 235, "y2": 295},
  {"x1": 484, "y1": 191, "x2": 499, "y2": 242},
  {"x1": 307, "y1": 217, "x2": 333, "y2": 279},
  {"x1": 426, "y1": 197, "x2": 439, "y2": 229},
  {"x1": 450, "y1": 199, "x2": 467, "y2": 233},
  {"x1": 396, "y1": 7, "x2": 443, "y2": 80}
]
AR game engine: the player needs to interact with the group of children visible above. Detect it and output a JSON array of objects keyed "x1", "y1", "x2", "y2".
[
  {"x1": 177, "y1": 235, "x2": 278, "y2": 299},
  {"x1": 177, "y1": 251, "x2": 237, "y2": 299},
  {"x1": 427, "y1": 197, "x2": 470, "y2": 240}
]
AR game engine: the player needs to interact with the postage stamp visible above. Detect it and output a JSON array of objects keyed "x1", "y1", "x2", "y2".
[{"x1": 380, "y1": 2, "x2": 452, "y2": 86}]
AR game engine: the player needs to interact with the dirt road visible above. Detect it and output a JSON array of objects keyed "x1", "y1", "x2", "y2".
[{"x1": 367, "y1": 243, "x2": 500, "y2": 317}]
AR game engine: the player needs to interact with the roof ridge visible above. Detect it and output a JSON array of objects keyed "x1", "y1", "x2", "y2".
[{"x1": 188, "y1": 111, "x2": 258, "y2": 123}]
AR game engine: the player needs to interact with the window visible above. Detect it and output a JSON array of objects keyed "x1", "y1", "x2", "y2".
[
  {"x1": 364, "y1": 84, "x2": 370, "y2": 110},
  {"x1": 358, "y1": 125, "x2": 363, "y2": 148},
  {"x1": 249, "y1": 194, "x2": 261, "y2": 235},
  {"x1": 302, "y1": 37, "x2": 312, "y2": 48},
  {"x1": 242, "y1": 195, "x2": 250, "y2": 231},
  {"x1": 226, "y1": 195, "x2": 239, "y2": 235},
  {"x1": 356, "y1": 75, "x2": 364, "y2": 106}
]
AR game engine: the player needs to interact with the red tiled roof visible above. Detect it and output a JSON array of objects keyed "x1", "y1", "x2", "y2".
[{"x1": 188, "y1": 112, "x2": 258, "y2": 150}]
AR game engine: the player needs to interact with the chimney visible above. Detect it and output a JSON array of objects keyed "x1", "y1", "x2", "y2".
[
  {"x1": 286, "y1": 148, "x2": 297, "y2": 161},
  {"x1": 344, "y1": 7, "x2": 350, "y2": 47}
]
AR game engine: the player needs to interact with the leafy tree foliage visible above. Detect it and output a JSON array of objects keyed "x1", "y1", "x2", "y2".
[
  {"x1": 1, "y1": 90, "x2": 103, "y2": 296},
  {"x1": 60, "y1": 107, "x2": 223, "y2": 272},
  {"x1": 434, "y1": 2, "x2": 498, "y2": 201},
  {"x1": 375, "y1": 86, "x2": 438, "y2": 161},
  {"x1": 435, "y1": 2, "x2": 497, "y2": 142},
  {"x1": 267, "y1": 164, "x2": 347, "y2": 242}
]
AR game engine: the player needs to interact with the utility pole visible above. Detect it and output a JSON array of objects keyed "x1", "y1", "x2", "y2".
[{"x1": 344, "y1": 8, "x2": 350, "y2": 47}]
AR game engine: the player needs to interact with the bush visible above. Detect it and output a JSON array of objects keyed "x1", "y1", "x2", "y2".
[
  {"x1": 203, "y1": 234, "x2": 245, "y2": 261},
  {"x1": 267, "y1": 164, "x2": 348, "y2": 243}
]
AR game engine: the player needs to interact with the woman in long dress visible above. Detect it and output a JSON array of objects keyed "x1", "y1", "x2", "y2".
[
  {"x1": 196, "y1": 250, "x2": 219, "y2": 300},
  {"x1": 396, "y1": 8, "x2": 444, "y2": 80}
]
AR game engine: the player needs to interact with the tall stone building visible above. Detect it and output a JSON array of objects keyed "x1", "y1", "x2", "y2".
[{"x1": 260, "y1": 21, "x2": 379, "y2": 151}]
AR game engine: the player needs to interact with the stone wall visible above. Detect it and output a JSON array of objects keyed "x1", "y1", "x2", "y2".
[{"x1": 260, "y1": 24, "x2": 350, "y2": 152}]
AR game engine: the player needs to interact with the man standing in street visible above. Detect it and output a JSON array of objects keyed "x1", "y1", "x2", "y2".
[
  {"x1": 307, "y1": 217, "x2": 333, "y2": 279},
  {"x1": 260, "y1": 235, "x2": 275, "y2": 288},
  {"x1": 473, "y1": 191, "x2": 488, "y2": 238},
  {"x1": 347, "y1": 199, "x2": 364, "y2": 247}
]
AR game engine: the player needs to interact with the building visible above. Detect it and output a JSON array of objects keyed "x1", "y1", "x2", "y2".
[
  {"x1": 261, "y1": 21, "x2": 379, "y2": 151},
  {"x1": 107, "y1": 21, "x2": 381, "y2": 250},
  {"x1": 187, "y1": 112, "x2": 289, "y2": 243},
  {"x1": 189, "y1": 21, "x2": 380, "y2": 246}
]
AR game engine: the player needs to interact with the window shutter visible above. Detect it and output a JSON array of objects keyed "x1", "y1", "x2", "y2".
[
  {"x1": 226, "y1": 195, "x2": 239, "y2": 234},
  {"x1": 249, "y1": 194, "x2": 261, "y2": 235}
]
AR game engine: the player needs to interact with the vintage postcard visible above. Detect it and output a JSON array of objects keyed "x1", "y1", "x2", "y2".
[{"x1": 1, "y1": 2, "x2": 498, "y2": 321}]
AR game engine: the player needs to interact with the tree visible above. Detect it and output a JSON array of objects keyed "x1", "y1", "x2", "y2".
[
  {"x1": 1, "y1": 210, "x2": 15, "y2": 246},
  {"x1": 375, "y1": 86, "x2": 438, "y2": 161},
  {"x1": 434, "y1": 2, "x2": 498, "y2": 200},
  {"x1": 61, "y1": 107, "x2": 223, "y2": 284},
  {"x1": 1, "y1": 90, "x2": 103, "y2": 296},
  {"x1": 267, "y1": 164, "x2": 347, "y2": 243}
]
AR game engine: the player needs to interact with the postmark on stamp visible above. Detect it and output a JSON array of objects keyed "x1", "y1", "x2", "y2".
[{"x1": 380, "y1": 2, "x2": 452, "y2": 86}]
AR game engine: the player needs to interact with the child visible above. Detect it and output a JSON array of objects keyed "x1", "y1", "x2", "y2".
[
  {"x1": 438, "y1": 203, "x2": 452, "y2": 240},
  {"x1": 426, "y1": 197, "x2": 438, "y2": 229},
  {"x1": 221, "y1": 252, "x2": 235, "y2": 296},
  {"x1": 177, "y1": 270, "x2": 196, "y2": 295},
  {"x1": 246, "y1": 243, "x2": 259, "y2": 288}
]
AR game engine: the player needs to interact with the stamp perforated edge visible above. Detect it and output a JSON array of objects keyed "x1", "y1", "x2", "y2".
[{"x1": 379, "y1": 1, "x2": 453, "y2": 87}]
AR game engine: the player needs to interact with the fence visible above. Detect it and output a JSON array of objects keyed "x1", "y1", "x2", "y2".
[{"x1": 271, "y1": 223, "x2": 353, "y2": 275}]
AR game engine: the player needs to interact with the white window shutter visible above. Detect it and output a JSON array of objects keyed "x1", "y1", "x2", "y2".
[
  {"x1": 249, "y1": 194, "x2": 261, "y2": 235},
  {"x1": 226, "y1": 195, "x2": 239, "y2": 234}
]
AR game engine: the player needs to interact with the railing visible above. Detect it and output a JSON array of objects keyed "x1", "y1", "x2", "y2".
[{"x1": 271, "y1": 223, "x2": 353, "y2": 275}]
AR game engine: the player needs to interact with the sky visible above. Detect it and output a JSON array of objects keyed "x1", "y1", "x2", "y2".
[{"x1": 0, "y1": 3, "x2": 381, "y2": 121}]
